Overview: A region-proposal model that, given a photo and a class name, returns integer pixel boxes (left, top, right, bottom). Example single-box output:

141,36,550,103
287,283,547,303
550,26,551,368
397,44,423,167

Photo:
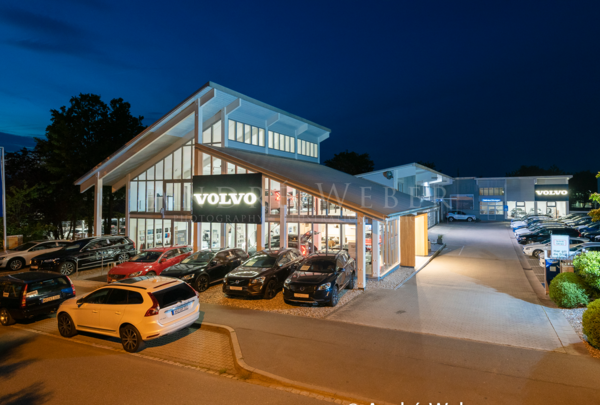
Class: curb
394,244,446,290
201,322,396,405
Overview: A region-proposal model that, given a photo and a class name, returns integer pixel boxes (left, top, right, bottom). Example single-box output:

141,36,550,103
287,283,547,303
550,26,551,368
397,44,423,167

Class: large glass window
229,119,264,146
450,194,474,210
268,131,297,154
203,121,222,147
479,187,504,196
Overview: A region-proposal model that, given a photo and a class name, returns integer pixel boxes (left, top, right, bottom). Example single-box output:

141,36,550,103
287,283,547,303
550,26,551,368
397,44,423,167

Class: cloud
0,131,38,152
0,7,86,38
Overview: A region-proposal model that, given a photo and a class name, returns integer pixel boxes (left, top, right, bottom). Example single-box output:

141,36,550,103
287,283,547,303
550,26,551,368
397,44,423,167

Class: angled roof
199,145,435,221
74,82,330,189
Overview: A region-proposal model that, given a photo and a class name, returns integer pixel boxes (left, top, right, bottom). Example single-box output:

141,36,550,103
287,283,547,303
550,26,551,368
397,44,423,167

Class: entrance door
488,205,496,221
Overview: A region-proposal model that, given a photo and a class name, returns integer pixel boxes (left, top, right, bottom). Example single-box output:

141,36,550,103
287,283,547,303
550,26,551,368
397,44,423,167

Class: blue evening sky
0,0,598,177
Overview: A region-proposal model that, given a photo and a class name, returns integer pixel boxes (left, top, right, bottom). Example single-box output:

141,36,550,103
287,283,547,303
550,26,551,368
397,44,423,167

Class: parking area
327,222,581,352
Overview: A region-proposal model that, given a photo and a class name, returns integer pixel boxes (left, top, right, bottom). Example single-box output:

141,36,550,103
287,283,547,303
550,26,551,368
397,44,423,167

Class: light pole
1,147,6,251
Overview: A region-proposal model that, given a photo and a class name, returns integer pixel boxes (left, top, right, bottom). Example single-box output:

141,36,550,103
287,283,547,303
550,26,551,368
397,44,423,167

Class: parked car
223,248,303,299
30,236,136,276
517,228,580,244
0,240,71,271
514,222,564,235
522,237,589,258
0,272,76,326
511,215,551,228
57,276,199,352
283,250,356,307
446,211,476,222
106,246,192,283
161,248,248,292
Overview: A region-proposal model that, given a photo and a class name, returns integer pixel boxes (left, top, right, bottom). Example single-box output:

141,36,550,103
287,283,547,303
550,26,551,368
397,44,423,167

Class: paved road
0,327,329,405
328,222,573,351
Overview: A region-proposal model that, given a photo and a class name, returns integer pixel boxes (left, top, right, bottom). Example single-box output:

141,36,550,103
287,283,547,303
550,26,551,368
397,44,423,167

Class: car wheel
0,308,15,326
120,325,144,353
533,250,542,258
116,253,129,264
346,272,355,289
195,274,210,292
7,258,24,271
467,217,473,222
263,279,278,300
328,286,339,307
448,217,455,222
59,261,76,276
147,271,156,277
57,313,77,337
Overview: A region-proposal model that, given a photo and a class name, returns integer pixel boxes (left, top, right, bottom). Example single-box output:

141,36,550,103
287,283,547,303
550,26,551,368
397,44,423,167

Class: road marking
458,246,465,255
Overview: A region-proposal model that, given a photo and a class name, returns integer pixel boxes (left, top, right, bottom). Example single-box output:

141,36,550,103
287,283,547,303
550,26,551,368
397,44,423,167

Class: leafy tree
324,150,374,175
569,170,598,209
506,165,565,177
417,161,436,171
589,172,600,222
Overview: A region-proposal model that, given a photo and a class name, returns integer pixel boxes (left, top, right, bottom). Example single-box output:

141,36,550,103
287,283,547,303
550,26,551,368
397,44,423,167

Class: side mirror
77,299,84,307
210,260,218,266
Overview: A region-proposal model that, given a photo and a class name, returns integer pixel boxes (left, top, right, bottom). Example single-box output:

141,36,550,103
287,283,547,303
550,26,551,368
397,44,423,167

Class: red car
107,246,193,283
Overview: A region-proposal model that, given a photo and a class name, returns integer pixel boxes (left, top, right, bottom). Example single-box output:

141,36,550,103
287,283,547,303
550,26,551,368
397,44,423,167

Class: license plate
42,295,60,303
31,266,38,270
229,286,242,291
171,303,190,316
294,293,309,298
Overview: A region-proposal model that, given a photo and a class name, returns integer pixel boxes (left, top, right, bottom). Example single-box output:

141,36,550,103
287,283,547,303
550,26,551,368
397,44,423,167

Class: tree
569,170,598,208
32,94,146,238
417,161,436,171
324,150,374,175
506,165,565,177
589,172,600,222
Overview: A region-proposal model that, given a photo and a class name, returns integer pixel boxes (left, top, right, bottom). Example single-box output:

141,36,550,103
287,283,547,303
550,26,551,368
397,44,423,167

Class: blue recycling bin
544,258,560,292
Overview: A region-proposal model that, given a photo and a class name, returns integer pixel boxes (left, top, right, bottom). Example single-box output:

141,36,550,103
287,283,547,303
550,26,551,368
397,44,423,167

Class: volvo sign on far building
192,173,262,224
534,184,569,201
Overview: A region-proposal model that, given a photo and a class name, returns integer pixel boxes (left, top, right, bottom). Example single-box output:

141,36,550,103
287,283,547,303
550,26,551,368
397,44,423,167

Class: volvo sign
192,173,262,224
534,185,569,202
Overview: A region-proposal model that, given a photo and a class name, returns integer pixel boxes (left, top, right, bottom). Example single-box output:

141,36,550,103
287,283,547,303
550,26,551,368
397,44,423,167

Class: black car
270,231,318,255
517,227,580,244
161,248,249,292
283,250,356,307
0,272,76,326
30,236,136,276
223,248,303,299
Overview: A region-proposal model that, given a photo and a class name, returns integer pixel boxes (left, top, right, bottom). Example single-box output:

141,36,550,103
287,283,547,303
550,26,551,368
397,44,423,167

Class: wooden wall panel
415,214,429,256
400,216,416,267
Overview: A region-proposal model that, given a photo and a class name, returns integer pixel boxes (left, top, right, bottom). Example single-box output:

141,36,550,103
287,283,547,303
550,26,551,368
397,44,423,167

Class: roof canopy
200,145,435,221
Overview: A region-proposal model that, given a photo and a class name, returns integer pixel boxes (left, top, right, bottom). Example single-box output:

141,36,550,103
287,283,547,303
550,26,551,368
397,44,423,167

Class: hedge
573,251,600,290
583,299,600,349
548,272,597,308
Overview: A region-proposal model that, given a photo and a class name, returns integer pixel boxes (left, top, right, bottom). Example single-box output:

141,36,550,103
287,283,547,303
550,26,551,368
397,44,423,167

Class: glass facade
228,119,265,147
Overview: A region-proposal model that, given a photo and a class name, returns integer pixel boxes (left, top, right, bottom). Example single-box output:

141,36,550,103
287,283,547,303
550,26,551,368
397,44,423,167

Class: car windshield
129,251,162,262
182,251,214,264
12,242,38,251
298,259,336,273
242,254,276,268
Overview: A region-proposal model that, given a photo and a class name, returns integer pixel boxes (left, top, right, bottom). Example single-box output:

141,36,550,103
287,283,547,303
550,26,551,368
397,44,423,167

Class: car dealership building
75,82,435,287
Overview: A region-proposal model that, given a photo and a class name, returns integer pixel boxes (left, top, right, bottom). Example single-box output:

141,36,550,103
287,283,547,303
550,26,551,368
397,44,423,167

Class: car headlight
284,278,291,285
250,277,265,284
43,259,56,263
317,282,331,291
129,271,143,277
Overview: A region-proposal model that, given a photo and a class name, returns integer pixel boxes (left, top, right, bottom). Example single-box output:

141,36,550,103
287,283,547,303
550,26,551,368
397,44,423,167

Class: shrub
583,299,600,349
573,251,600,290
549,272,597,308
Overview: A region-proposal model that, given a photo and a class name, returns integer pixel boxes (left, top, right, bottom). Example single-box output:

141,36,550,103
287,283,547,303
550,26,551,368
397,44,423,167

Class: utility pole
1,147,6,251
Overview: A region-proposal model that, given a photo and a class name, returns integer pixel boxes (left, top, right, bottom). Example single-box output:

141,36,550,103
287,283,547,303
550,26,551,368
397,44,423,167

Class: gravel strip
366,267,415,290
198,283,363,319
560,307,600,358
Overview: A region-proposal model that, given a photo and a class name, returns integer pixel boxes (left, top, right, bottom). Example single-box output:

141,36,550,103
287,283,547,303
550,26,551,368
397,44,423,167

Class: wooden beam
400,216,416,267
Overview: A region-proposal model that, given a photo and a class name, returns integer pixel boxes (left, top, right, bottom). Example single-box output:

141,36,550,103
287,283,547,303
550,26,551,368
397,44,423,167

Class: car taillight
21,284,28,308
66,276,76,295
145,292,160,317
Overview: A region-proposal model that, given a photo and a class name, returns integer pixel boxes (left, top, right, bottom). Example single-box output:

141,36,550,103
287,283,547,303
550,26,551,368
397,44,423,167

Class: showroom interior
75,82,436,288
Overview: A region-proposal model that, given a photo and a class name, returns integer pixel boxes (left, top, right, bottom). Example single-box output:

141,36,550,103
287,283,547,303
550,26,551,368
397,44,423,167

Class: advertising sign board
192,173,262,224
550,234,570,259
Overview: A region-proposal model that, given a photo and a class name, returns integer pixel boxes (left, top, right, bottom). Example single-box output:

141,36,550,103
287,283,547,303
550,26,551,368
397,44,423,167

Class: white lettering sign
194,193,258,206
535,190,568,196
551,234,570,259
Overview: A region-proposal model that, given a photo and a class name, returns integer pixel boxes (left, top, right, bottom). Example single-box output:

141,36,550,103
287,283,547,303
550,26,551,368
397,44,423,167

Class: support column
371,219,380,278
258,175,266,251
356,214,366,289
280,184,287,249
400,215,416,267
125,174,130,237
193,148,201,252
195,100,203,144
94,173,103,236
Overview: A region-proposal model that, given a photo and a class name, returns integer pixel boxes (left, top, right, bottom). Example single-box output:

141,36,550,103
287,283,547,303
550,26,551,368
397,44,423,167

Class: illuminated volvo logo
194,192,258,205
535,190,568,196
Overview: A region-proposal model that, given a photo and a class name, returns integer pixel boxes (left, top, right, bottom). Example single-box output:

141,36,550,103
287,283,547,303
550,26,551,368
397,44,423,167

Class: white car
57,276,199,352
523,237,589,258
446,211,476,222
0,240,71,271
